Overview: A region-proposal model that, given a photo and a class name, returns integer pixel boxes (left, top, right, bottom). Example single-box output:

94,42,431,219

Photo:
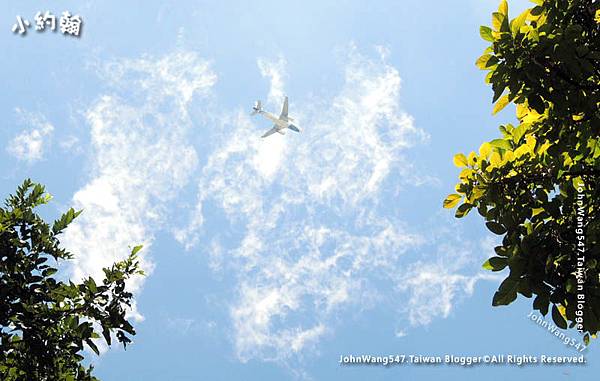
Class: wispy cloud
56,45,494,365
398,244,499,326
257,55,287,106
62,51,217,321
177,45,483,364
6,108,54,163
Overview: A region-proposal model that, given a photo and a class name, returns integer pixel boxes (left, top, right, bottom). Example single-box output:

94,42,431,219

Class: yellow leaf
472,186,485,200
485,71,493,84
572,113,584,121
558,304,567,318
443,194,462,209
516,103,527,120
476,54,492,70
468,151,477,166
595,9,600,24
511,9,529,36
503,150,515,163
514,145,530,158
459,168,474,181
532,208,544,217
525,134,537,153
492,12,505,31
493,94,510,115
498,0,508,16
512,123,528,143
520,101,544,123
537,141,551,155
453,153,468,168
479,142,491,158
490,151,502,166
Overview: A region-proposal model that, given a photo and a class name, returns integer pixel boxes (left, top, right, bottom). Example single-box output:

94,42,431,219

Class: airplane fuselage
257,110,290,130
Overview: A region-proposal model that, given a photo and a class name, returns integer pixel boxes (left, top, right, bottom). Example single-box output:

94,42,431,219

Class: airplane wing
261,125,279,138
279,96,288,121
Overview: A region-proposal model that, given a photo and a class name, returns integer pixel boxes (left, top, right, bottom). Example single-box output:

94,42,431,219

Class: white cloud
165,316,216,336
399,262,496,326
178,45,482,363
59,135,82,153
55,45,495,365
257,55,287,106
62,51,217,322
7,108,54,163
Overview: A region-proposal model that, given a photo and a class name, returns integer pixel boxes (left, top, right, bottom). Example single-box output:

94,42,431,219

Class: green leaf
42,268,58,277
86,339,100,355
131,245,143,256
482,256,508,271
492,11,509,33
455,203,473,218
533,294,550,315
527,93,545,114
486,221,507,235
480,26,494,42
517,280,532,298
492,278,519,306
492,12,504,31
512,123,528,143
102,327,112,346
489,138,512,150
551,305,567,329
475,54,499,70
52,208,83,234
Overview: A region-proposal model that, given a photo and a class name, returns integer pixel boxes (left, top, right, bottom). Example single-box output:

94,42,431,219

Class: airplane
251,96,301,138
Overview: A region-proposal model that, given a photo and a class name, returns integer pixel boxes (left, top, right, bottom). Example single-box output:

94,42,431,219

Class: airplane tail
250,100,262,116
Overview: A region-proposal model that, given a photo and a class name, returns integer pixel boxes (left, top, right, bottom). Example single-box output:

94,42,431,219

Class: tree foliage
0,180,144,380
445,0,600,342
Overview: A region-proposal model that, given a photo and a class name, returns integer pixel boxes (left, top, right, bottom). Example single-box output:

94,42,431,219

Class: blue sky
1,0,597,380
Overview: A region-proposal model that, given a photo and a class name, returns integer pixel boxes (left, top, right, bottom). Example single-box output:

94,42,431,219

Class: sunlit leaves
455,203,473,218
492,94,510,115
492,12,505,31
453,153,468,167
498,0,508,16
512,123,528,143
479,142,491,158
447,0,600,340
443,194,462,209
476,54,499,70
489,138,512,150
480,26,494,42
510,9,529,36
482,256,508,271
